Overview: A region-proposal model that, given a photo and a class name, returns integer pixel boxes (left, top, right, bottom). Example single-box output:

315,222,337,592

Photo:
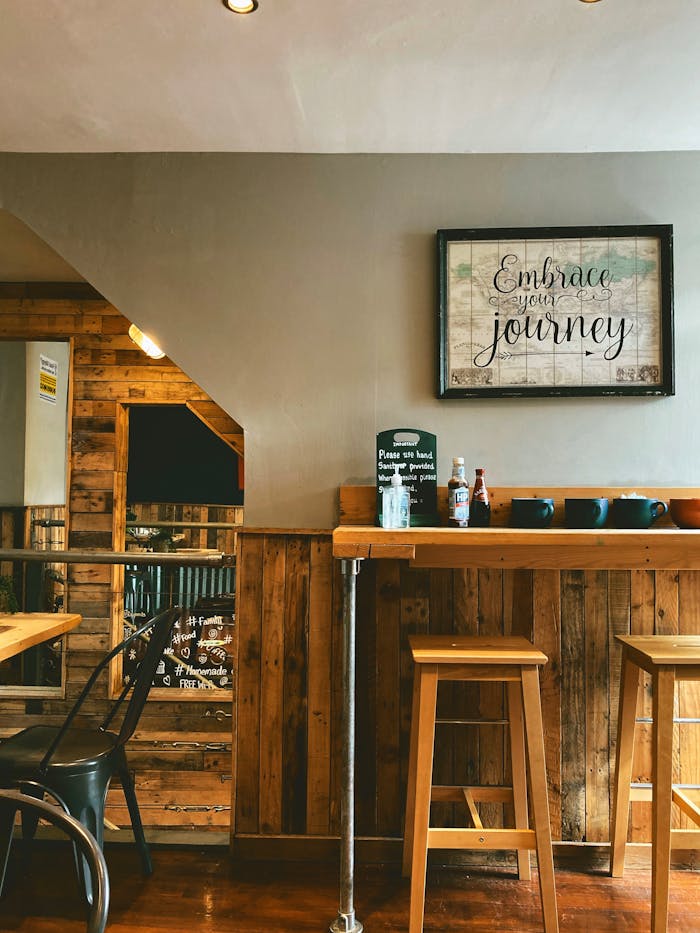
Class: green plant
0,575,19,613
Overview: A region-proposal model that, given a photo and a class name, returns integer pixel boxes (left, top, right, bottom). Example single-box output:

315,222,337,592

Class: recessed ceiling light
223,0,258,12
579,0,602,3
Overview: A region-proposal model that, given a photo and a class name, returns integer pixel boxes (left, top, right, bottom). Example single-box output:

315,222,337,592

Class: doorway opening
113,402,242,698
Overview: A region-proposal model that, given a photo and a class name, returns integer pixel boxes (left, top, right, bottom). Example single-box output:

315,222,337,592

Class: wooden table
329,526,700,933
0,613,82,664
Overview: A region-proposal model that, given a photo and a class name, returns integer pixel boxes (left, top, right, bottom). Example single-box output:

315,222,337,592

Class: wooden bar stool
610,635,700,932
402,635,559,933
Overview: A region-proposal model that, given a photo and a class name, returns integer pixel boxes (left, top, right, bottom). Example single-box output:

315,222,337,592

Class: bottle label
449,487,469,523
398,491,410,528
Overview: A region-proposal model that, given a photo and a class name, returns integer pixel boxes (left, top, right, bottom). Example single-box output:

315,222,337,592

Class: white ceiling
1,0,699,154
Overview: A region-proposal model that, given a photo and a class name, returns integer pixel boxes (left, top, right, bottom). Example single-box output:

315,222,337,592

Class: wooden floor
2,844,700,931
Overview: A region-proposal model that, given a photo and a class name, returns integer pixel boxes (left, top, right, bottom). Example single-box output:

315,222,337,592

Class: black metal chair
0,788,109,933
0,607,180,901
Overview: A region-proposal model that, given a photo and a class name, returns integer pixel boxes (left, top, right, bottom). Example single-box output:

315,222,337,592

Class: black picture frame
437,224,674,399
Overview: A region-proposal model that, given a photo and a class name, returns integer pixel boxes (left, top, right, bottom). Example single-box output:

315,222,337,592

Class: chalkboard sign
123,600,235,691
376,428,438,527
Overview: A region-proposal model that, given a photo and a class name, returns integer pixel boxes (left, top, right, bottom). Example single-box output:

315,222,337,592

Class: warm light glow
128,324,166,359
223,0,258,13
579,0,602,3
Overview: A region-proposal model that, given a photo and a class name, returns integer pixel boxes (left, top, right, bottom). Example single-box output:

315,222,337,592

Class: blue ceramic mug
510,498,555,529
564,497,609,529
611,497,668,529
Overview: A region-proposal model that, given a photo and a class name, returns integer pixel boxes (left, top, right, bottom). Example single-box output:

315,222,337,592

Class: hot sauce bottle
447,457,469,528
470,467,491,527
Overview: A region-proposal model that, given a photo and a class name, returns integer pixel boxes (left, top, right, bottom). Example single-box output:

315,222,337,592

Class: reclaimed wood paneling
478,568,505,829
0,508,22,579
259,536,285,835
231,494,700,855
534,569,562,835
0,294,237,836
375,559,401,835
306,537,333,834
585,570,610,842
679,572,700,835
234,533,263,835
128,502,242,554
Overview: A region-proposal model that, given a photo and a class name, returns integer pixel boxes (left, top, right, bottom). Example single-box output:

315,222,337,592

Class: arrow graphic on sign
499,350,595,360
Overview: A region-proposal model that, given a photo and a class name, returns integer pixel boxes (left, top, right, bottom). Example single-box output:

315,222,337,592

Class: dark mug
611,497,668,529
510,497,555,529
565,497,609,529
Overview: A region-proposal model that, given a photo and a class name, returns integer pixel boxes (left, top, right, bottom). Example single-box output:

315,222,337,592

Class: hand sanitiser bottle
381,466,411,529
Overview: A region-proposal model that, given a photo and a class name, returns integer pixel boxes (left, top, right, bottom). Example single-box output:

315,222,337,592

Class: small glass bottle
447,457,469,528
470,467,491,527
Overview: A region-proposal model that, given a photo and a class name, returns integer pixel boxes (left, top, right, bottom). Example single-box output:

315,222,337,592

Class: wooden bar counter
333,525,700,570
324,489,700,930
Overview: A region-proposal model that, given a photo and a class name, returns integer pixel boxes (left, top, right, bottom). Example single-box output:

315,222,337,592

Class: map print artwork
439,227,673,398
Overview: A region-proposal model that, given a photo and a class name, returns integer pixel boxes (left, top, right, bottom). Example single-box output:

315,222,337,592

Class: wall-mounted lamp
223,0,258,13
128,324,166,360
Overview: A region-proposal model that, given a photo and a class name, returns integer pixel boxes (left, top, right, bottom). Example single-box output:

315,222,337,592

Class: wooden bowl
669,498,700,529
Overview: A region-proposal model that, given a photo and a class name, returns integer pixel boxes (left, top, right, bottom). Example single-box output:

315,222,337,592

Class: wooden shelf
332,526,700,570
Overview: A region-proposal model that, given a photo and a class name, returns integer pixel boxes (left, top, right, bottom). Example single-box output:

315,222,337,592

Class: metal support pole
330,558,363,933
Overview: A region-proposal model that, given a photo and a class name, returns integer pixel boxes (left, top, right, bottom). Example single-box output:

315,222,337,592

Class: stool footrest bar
435,718,509,726
431,785,514,804
427,827,536,851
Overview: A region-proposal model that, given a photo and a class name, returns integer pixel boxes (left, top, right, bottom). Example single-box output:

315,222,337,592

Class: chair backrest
0,790,110,933
111,607,181,746
39,607,181,773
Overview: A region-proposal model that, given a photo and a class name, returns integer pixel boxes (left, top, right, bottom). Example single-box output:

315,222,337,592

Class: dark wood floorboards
1,844,700,931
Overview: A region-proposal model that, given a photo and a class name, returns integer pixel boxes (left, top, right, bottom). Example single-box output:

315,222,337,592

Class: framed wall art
437,224,674,399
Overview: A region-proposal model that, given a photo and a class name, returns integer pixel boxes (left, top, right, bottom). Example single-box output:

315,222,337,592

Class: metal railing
0,548,237,696
0,549,234,567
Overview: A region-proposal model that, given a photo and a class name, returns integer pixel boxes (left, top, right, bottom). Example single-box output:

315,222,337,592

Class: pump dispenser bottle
381,466,411,529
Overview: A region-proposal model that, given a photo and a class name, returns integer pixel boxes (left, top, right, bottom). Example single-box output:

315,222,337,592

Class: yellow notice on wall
39,354,58,404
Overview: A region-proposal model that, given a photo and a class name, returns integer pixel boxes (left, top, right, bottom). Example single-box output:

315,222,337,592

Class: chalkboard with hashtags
123,603,235,691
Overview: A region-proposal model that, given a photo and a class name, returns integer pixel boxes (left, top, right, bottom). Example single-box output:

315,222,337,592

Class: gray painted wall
0,342,25,506
0,153,698,527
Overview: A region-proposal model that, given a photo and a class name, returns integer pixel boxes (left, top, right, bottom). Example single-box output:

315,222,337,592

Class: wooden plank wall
234,527,700,853
0,508,22,578
235,531,341,841
130,502,242,553
0,292,237,839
